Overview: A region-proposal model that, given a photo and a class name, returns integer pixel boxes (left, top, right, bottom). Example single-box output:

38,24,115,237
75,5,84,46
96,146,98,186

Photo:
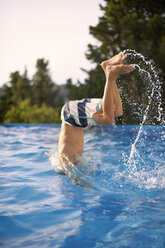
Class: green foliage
32,59,55,107
4,99,61,124
82,0,165,124
0,59,63,123
0,69,31,122
65,78,87,100
1,0,164,124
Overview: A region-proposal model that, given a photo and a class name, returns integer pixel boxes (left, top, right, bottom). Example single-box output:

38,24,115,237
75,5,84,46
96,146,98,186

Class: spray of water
123,49,164,124
121,49,165,188
49,151,95,188
50,50,164,190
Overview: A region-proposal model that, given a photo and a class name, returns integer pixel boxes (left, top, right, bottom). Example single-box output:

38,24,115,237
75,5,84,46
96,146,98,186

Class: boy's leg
100,64,135,124
58,122,84,165
101,53,126,118
113,81,123,117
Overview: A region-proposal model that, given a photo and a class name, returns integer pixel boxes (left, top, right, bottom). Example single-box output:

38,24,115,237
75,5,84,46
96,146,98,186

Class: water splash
121,49,165,188
49,50,164,190
49,152,95,188
123,49,164,125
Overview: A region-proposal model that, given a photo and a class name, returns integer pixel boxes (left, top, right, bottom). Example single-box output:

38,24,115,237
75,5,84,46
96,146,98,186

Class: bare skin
58,53,135,169
58,122,84,166
101,53,127,117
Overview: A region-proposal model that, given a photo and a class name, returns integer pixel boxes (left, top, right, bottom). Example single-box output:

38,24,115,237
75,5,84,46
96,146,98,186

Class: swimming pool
0,124,165,247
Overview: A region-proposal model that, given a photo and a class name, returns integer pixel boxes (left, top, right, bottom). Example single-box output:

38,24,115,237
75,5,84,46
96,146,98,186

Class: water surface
0,124,165,247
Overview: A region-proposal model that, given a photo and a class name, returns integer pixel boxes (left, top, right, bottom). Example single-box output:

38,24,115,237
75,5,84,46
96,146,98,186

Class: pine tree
84,0,165,124
65,78,87,100
0,70,31,122
32,59,54,106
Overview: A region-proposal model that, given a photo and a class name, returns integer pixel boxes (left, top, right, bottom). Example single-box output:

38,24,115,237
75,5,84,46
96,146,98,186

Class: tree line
0,0,164,124
0,59,63,123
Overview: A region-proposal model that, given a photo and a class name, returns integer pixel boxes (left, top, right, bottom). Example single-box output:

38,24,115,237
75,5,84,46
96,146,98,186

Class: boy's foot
101,53,126,72
106,64,135,80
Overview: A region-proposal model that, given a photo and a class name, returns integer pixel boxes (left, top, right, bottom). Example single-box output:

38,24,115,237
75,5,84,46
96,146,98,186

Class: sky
0,0,104,86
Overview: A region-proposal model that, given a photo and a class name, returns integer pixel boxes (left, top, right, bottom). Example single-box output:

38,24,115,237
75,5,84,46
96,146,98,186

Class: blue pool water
0,124,165,247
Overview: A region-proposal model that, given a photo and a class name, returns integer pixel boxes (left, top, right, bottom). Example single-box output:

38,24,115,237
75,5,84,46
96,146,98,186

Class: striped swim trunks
61,98,102,128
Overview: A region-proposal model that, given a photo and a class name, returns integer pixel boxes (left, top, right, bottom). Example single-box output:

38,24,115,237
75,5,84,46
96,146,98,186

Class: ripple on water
0,122,165,247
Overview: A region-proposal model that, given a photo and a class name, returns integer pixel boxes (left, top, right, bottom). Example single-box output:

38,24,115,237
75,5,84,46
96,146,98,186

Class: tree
65,78,87,100
4,99,61,124
0,58,64,123
84,0,165,124
0,70,31,122
32,59,55,106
